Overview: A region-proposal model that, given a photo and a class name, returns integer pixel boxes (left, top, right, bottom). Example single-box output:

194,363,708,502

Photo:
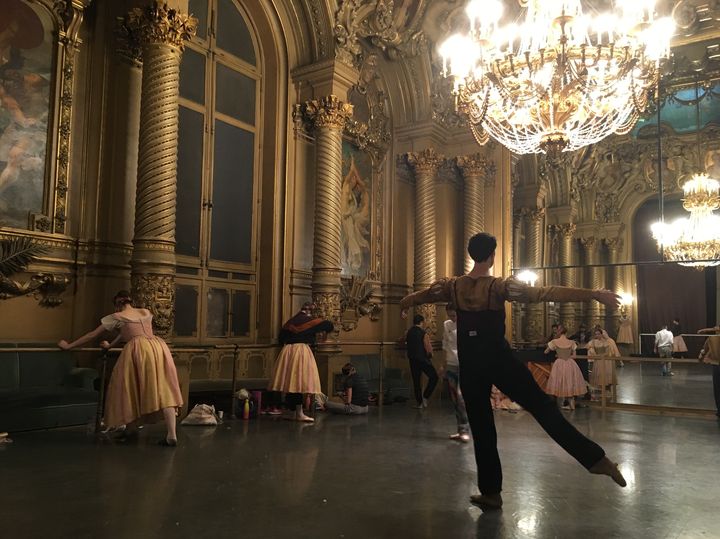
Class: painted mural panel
0,0,52,229
341,141,372,276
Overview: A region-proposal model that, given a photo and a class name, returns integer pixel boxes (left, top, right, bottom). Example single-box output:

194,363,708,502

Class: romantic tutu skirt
268,343,322,394
104,336,183,428
545,358,587,397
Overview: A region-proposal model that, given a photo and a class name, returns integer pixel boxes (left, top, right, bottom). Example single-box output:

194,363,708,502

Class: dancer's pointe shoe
470,493,503,510
449,433,470,442
589,456,627,487
295,414,314,423
158,437,177,447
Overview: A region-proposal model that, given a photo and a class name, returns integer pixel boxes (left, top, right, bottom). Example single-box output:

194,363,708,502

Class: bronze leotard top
399,275,597,312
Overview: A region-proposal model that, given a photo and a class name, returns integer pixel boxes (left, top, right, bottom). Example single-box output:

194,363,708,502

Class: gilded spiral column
124,3,196,337
407,148,443,334
606,237,623,334
558,223,577,333
457,154,488,273
303,96,353,324
512,210,524,342
581,237,603,328
525,209,545,343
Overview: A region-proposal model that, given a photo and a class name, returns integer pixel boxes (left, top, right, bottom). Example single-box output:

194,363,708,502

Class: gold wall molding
304,95,354,129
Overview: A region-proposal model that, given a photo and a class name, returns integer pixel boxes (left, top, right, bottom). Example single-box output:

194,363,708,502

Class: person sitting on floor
324,363,369,415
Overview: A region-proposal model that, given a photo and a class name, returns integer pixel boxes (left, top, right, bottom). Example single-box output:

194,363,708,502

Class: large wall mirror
509,70,720,414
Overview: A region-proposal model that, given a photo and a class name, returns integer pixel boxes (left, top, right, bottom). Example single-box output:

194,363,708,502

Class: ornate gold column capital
579,236,598,251
527,208,546,223
558,223,577,239
122,2,197,52
456,153,488,178
605,237,623,254
406,148,444,174
304,95,354,130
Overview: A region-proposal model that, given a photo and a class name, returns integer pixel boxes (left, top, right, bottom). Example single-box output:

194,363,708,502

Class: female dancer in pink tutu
545,327,587,410
58,291,183,446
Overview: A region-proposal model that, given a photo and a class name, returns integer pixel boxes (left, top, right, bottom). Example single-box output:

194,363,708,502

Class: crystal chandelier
650,80,720,268
439,0,673,156
651,174,720,267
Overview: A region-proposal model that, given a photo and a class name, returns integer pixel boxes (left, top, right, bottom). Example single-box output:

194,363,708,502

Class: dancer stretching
59,291,183,446
400,233,626,510
268,302,333,422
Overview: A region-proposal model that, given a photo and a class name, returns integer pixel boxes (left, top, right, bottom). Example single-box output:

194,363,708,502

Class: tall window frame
173,0,262,343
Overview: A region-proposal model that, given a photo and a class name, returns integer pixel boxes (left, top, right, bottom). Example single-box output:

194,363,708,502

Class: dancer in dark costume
400,233,626,510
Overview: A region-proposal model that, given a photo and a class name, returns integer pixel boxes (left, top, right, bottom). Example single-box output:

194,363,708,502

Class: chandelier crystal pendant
439,0,674,156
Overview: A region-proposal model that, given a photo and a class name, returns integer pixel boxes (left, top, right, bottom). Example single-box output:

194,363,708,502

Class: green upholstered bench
0,344,99,432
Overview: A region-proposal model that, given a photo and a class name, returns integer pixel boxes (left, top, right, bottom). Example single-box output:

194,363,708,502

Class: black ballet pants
409,359,439,404
459,336,605,495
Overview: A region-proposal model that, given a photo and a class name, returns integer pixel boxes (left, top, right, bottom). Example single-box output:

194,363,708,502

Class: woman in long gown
545,328,587,410
588,328,620,396
58,290,183,446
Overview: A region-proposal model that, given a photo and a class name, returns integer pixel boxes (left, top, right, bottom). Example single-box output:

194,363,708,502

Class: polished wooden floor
2,403,719,538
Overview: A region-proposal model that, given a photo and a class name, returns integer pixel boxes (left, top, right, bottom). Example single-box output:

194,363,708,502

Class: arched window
174,0,260,342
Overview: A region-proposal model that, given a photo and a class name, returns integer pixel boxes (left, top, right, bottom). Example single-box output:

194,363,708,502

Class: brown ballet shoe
589,456,627,487
470,493,503,510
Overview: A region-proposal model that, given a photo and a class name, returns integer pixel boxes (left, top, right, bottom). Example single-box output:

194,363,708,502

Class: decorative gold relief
417,303,436,337
313,291,341,326
131,273,175,338
0,236,69,306
407,148,443,174
339,276,381,331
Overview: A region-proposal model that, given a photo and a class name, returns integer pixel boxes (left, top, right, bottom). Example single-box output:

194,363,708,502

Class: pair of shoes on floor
158,438,177,447
470,493,503,510
589,456,627,487
449,433,470,443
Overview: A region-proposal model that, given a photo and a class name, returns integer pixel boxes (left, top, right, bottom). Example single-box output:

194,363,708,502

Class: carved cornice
406,148,444,174
121,2,197,52
304,95,354,130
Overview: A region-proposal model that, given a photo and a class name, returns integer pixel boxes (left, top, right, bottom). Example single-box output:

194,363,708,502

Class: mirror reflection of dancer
441,308,469,441
268,302,333,423
400,233,626,510
58,291,183,446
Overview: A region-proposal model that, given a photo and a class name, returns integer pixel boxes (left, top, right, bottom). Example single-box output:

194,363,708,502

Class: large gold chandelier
651,174,720,267
439,0,673,155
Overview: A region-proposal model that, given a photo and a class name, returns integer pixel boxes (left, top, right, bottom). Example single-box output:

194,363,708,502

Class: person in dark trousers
400,232,626,511
405,314,439,409
325,363,369,415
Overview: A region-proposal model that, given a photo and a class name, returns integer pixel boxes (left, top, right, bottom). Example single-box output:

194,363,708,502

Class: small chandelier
439,0,673,156
651,173,720,268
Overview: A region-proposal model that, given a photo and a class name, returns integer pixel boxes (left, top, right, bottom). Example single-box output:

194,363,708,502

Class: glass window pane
216,0,256,65
189,0,208,39
175,285,198,337
210,120,254,264
176,106,204,257
215,64,255,125
206,288,228,337
231,290,251,336
180,48,205,104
